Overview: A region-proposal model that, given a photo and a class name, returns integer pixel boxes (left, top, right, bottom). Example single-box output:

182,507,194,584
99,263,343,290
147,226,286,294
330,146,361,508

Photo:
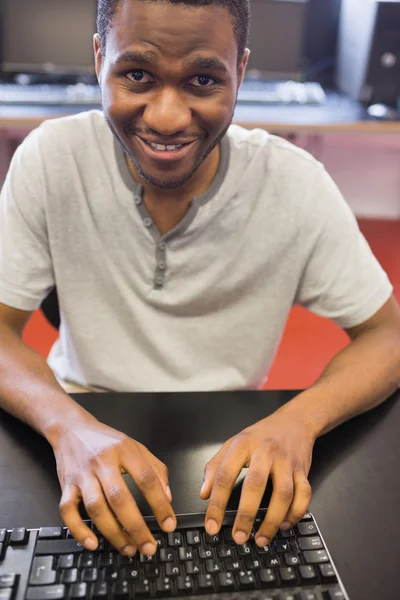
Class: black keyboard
0,509,349,600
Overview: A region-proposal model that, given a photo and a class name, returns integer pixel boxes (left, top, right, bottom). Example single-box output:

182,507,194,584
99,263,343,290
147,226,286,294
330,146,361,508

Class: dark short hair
97,0,251,70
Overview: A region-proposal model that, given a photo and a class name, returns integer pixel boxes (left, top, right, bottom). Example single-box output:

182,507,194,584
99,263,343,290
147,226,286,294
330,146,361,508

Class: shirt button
158,262,166,271
156,276,164,286
134,196,142,205
159,242,166,251
144,217,153,228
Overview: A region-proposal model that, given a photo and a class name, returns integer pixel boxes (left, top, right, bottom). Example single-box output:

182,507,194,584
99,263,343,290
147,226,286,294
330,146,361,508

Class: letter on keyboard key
26,585,66,600
304,549,329,563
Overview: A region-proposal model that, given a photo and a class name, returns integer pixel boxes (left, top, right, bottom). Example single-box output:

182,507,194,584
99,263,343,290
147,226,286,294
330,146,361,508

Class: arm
201,296,400,548
0,302,176,555
277,294,400,438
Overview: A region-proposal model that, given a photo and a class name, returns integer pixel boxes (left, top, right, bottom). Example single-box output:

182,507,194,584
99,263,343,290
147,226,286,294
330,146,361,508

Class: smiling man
0,0,400,562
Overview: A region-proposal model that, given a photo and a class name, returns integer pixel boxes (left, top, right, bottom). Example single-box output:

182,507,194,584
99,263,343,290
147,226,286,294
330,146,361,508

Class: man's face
95,0,249,191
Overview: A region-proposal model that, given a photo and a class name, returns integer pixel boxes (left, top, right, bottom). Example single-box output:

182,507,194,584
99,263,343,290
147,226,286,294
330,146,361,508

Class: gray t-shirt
0,110,393,391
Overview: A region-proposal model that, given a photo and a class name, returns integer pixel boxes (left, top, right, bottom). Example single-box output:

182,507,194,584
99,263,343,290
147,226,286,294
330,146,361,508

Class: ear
93,33,103,85
237,48,250,88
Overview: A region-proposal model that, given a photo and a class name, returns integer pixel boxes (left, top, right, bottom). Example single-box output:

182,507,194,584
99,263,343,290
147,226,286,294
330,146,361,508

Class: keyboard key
78,553,96,568
284,552,301,566
217,544,233,558
135,581,152,597
0,576,16,589
198,545,213,559
140,553,155,564
320,563,337,582
244,556,261,570
301,512,313,521
70,583,87,599
280,527,296,539
278,593,296,600
223,527,234,541
177,575,194,592
81,568,98,583
265,556,281,568
279,566,297,584
99,552,115,567
113,582,129,600
10,528,29,545
225,558,241,571
38,527,63,540
60,569,78,584
259,568,276,586
165,563,181,576
205,559,221,573
0,590,12,600
298,536,323,551
297,521,318,536
299,565,318,582
237,543,253,556
160,549,174,562
144,565,160,579
155,577,172,596
26,585,66,600
304,549,329,564
238,570,256,589
185,562,201,575
0,543,5,562
123,567,139,580
103,567,119,583
326,587,345,599
205,533,221,545
167,532,183,547
29,557,56,586
35,539,83,555
274,540,291,553
0,531,6,543
57,554,74,569
92,582,108,599
178,547,195,561
217,572,235,589
256,543,272,554
186,530,201,545
198,574,214,591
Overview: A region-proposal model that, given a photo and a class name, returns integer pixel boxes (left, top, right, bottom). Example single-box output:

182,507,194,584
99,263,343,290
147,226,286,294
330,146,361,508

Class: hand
200,407,315,547
52,416,176,556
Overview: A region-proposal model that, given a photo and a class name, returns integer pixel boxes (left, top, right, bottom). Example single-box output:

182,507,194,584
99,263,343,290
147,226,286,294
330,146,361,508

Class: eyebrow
114,50,229,74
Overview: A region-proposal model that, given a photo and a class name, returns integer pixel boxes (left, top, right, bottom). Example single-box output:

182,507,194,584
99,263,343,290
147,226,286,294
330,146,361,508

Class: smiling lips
135,135,198,162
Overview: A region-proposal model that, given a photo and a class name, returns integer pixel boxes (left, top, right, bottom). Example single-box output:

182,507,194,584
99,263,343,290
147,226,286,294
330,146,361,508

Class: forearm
278,325,400,439
0,324,96,445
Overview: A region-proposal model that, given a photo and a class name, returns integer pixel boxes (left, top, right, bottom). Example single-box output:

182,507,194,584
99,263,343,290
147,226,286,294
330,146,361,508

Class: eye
126,70,151,83
191,75,218,87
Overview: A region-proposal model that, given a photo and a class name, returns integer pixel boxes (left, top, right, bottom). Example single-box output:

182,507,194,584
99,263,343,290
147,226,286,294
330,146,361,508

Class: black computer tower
336,0,400,105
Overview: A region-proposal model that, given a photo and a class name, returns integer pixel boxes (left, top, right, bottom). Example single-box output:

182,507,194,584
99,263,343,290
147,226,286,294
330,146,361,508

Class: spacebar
35,539,84,555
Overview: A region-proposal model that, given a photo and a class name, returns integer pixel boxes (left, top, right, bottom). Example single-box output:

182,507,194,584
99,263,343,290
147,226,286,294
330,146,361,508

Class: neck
127,144,221,236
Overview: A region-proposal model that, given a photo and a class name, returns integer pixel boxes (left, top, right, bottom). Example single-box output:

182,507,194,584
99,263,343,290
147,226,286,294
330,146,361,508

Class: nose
143,87,192,135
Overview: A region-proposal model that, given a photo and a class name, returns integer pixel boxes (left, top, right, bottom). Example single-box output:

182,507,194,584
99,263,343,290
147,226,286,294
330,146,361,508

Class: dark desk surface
0,390,399,599
0,92,399,134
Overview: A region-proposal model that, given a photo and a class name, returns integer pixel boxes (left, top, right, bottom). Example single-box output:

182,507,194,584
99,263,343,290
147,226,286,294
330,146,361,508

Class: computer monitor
246,0,310,80
0,0,97,75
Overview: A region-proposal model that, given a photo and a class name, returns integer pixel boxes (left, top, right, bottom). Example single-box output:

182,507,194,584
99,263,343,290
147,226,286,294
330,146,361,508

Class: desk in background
0,390,399,600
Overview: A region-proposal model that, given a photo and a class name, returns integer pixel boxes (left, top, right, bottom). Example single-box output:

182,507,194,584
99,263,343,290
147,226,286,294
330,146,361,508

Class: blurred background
0,0,399,389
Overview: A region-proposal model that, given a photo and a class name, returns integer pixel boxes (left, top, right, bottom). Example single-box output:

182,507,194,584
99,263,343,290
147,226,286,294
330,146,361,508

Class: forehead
106,0,237,67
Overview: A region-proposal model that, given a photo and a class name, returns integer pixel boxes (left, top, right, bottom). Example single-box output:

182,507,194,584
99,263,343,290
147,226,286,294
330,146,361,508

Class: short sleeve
0,128,55,311
295,164,393,329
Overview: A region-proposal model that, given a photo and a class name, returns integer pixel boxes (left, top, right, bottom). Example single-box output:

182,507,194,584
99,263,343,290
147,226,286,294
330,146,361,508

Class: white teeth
149,142,183,151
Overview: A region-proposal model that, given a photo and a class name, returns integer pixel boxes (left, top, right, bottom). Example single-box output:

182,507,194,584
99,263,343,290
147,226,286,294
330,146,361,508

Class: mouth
135,136,198,163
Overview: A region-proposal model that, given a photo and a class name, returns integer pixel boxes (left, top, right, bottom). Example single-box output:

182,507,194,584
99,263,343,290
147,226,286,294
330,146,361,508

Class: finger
255,463,294,548
59,484,99,552
81,478,137,556
98,467,158,556
205,442,247,536
232,452,272,545
281,471,312,529
136,443,172,501
121,443,177,533
200,441,231,500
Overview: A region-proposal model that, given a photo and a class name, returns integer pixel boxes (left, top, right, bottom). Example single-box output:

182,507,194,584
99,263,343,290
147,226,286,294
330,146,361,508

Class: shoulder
226,123,322,180
32,109,110,150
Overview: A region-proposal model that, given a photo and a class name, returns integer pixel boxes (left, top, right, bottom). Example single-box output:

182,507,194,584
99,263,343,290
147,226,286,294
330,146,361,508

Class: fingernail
122,544,136,556
200,481,207,495
163,517,176,532
256,536,269,548
280,521,292,530
166,485,173,501
83,537,98,551
141,542,156,556
234,530,247,545
206,519,218,534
